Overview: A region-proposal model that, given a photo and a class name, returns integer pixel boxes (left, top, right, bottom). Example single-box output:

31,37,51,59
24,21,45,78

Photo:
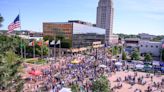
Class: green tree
122,51,127,60
0,14,3,27
0,50,24,91
118,46,122,54
144,53,153,62
151,36,164,42
0,35,23,55
56,35,72,48
61,39,72,48
43,35,54,41
91,76,110,92
131,49,140,60
26,42,48,58
112,46,118,56
71,83,80,92
56,35,65,41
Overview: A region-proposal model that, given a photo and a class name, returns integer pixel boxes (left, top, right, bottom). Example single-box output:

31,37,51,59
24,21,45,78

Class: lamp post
52,28,59,63
52,28,64,63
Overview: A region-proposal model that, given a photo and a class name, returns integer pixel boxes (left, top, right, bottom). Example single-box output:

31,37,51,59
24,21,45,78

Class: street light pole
53,30,56,63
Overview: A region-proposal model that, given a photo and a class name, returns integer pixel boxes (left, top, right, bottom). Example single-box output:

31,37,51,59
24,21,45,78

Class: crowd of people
22,48,164,92
109,71,164,92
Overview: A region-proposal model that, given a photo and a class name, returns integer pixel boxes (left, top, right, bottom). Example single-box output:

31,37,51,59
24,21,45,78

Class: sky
0,0,164,35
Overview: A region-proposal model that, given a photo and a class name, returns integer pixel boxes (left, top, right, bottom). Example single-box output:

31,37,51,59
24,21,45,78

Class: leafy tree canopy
0,50,24,91
0,14,3,27
91,76,110,92
144,53,153,62
131,49,140,60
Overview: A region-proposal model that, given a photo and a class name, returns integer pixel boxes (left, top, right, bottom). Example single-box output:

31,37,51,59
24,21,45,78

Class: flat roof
125,38,140,41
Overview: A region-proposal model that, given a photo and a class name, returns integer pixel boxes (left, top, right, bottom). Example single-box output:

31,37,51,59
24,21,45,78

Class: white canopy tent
135,64,144,69
59,88,72,92
99,64,107,68
115,62,123,66
132,60,144,64
152,61,160,66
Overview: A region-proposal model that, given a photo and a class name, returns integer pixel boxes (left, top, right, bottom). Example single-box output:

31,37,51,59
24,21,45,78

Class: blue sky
0,0,164,35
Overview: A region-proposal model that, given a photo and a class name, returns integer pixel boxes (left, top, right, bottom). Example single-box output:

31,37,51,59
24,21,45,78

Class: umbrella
115,62,122,66
59,88,72,92
161,67,164,71
71,59,80,64
99,64,107,68
29,70,42,76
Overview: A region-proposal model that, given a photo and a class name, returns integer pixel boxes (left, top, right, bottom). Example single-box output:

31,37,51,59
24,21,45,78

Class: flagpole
33,40,35,58
19,9,23,58
24,43,26,59
24,32,29,59
59,40,61,58
48,42,50,61
54,36,56,63
41,40,43,59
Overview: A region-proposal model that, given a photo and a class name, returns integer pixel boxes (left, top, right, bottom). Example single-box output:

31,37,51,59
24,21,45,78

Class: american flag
8,15,20,33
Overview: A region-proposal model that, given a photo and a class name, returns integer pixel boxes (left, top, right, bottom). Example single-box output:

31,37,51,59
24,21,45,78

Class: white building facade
139,41,162,57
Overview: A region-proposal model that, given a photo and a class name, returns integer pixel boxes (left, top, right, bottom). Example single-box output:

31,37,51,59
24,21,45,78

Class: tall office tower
96,0,114,45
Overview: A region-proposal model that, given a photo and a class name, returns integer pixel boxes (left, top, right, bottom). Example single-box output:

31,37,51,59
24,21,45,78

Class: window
151,45,153,48
146,45,148,47
140,45,143,47
156,46,158,48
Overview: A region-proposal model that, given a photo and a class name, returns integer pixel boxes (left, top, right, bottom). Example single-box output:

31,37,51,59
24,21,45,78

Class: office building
96,0,115,45
43,20,106,48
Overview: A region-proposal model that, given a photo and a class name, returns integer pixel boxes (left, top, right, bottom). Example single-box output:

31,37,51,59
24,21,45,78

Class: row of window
140,45,159,48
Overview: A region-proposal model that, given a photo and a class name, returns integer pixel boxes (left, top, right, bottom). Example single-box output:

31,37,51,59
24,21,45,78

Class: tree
44,35,72,48
0,14,3,27
43,35,54,41
61,39,72,48
0,35,22,55
71,83,80,92
151,36,164,42
131,49,140,60
0,50,24,91
144,53,153,62
91,76,110,92
26,42,48,58
122,51,127,60
118,46,123,54
112,46,118,56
